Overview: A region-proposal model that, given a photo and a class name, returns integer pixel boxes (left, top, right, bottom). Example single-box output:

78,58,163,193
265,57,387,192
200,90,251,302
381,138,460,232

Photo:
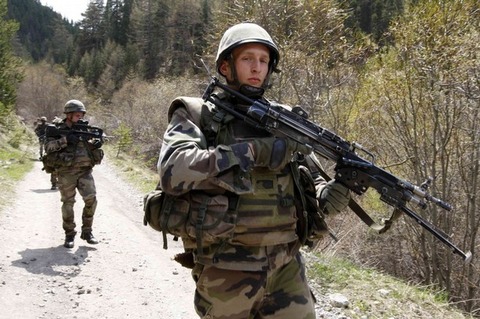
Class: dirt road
0,159,196,319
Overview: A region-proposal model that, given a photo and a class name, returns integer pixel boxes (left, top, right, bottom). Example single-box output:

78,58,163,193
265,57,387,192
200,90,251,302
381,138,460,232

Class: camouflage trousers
57,167,97,236
50,170,58,187
39,139,44,158
192,252,316,319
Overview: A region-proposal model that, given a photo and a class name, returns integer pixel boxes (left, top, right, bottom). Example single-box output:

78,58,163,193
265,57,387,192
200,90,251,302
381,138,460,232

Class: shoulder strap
168,96,205,125
168,95,235,147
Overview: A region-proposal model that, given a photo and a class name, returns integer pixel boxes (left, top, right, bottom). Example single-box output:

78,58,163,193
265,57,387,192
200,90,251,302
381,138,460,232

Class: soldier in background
34,116,48,160
157,23,351,318
48,166,58,190
44,100,104,248
48,116,63,190
35,116,58,190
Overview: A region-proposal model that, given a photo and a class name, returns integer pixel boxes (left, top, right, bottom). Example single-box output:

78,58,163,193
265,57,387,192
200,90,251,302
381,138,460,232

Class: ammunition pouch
41,153,55,173
143,189,237,252
41,151,74,172
186,192,237,252
143,189,190,248
91,148,104,165
293,163,329,247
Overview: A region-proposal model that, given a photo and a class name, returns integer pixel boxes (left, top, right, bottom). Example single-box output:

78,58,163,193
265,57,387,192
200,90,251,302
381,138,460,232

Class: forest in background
1,0,479,315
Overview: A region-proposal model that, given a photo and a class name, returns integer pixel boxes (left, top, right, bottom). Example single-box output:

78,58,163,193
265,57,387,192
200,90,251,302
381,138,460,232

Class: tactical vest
168,95,298,248
43,123,96,170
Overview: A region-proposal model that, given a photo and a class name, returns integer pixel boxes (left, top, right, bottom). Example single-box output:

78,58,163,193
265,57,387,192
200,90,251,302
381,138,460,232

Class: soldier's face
68,112,84,123
220,43,270,88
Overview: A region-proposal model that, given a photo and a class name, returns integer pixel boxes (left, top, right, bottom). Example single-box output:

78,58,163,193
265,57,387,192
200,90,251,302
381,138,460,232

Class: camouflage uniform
192,253,315,319
45,120,98,237
49,170,58,190
44,100,103,247
159,94,325,318
56,167,96,235
157,23,350,319
48,117,63,190
35,117,58,189
34,117,48,158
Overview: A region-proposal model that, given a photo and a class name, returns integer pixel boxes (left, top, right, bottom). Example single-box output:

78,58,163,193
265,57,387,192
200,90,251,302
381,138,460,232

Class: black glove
319,180,351,215
91,139,103,149
66,133,79,145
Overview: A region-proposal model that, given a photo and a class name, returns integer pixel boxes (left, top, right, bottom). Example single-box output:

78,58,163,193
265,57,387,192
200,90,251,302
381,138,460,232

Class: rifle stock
202,77,472,263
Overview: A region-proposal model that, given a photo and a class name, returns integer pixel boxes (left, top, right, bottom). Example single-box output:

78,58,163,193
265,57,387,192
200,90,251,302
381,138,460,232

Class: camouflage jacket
158,93,327,271
34,122,48,138
44,121,98,171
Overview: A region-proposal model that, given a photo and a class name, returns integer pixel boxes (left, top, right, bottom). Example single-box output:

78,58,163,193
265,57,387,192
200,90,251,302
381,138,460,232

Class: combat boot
80,231,99,245
64,234,75,248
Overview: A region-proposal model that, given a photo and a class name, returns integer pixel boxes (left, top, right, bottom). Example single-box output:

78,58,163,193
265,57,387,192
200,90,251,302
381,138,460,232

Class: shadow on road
11,245,96,277
30,188,58,194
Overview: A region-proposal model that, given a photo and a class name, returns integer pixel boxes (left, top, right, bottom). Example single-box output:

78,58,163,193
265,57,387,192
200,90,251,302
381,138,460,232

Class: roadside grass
0,117,36,211
307,253,471,318
103,144,158,194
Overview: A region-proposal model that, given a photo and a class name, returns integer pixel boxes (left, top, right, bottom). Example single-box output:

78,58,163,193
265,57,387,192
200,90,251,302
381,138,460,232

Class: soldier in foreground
44,100,104,248
157,23,351,318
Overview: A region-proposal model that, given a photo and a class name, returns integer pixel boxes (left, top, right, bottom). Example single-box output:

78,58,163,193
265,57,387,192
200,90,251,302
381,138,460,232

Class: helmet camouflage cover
64,100,86,114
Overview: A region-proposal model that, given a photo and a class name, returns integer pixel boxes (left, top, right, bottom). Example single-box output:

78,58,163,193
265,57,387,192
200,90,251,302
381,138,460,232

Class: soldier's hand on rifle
91,139,103,149
319,180,351,215
251,137,312,170
66,133,79,145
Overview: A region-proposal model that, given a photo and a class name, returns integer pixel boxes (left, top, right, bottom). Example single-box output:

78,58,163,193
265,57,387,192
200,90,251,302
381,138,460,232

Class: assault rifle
202,77,472,263
45,122,104,142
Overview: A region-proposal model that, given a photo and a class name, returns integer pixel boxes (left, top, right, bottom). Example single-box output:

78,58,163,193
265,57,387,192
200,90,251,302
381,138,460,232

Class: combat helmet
64,100,86,114
40,116,47,122
216,22,280,85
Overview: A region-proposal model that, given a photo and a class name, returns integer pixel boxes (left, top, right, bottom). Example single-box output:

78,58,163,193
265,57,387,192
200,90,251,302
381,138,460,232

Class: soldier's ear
219,60,230,78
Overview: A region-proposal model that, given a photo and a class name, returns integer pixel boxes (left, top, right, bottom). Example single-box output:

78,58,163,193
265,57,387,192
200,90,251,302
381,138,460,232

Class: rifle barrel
400,205,472,262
